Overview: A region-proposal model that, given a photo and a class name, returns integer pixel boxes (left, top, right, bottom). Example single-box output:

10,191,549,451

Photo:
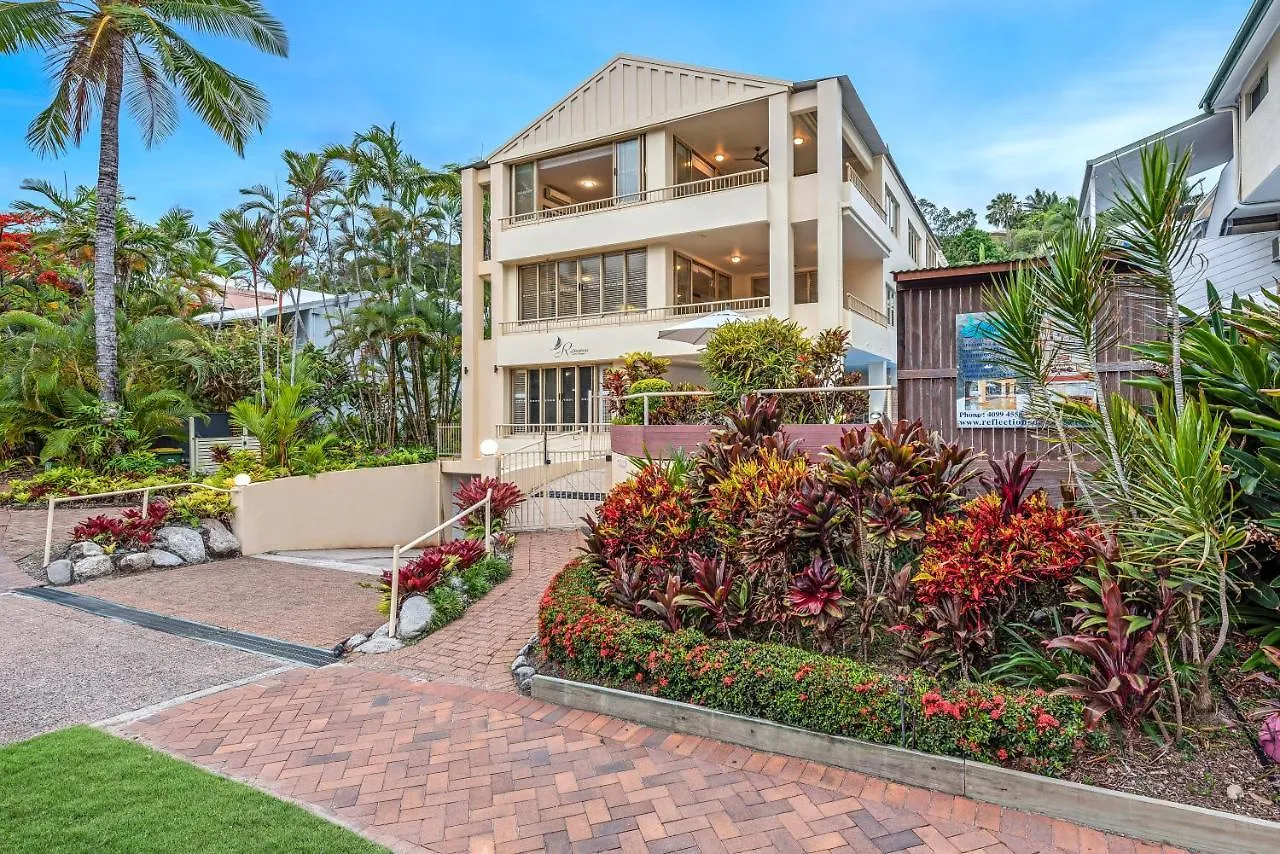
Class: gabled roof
1201,0,1276,110
488,54,791,164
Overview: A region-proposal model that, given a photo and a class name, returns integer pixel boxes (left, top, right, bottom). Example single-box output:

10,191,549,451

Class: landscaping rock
155,527,206,564
200,519,240,557
397,596,435,639
45,559,73,586
1227,784,1244,801
72,555,114,581
66,542,104,562
117,552,154,573
147,549,183,568
344,634,368,651
356,637,403,654
371,623,390,640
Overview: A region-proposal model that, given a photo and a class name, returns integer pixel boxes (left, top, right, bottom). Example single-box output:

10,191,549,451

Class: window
926,243,937,268
510,366,605,428
885,188,901,236
794,269,818,305
884,282,897,326
674,138,717,186
908,224,921,262
674,253,731,305
482,278,492,340
1247,67,1269,117
750,275,770,299
512,162,536,216
516,250,647,321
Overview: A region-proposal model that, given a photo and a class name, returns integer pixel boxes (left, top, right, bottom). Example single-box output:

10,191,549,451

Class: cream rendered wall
1239,30,1280,204
232,463,442,554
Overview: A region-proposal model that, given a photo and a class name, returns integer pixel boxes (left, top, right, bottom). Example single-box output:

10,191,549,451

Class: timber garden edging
531,674,1279,854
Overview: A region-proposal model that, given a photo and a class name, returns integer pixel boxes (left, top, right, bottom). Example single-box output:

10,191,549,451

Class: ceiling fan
735,146,768,167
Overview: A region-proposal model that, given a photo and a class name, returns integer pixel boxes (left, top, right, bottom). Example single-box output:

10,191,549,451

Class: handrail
498,168,768,228
500,295,770,335
43,481,234,567
387,489,491,638
845,292,891,326
848,171,888,222
619,385,896,425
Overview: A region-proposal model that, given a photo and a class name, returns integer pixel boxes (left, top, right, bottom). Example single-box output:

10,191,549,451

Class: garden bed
538,560,1280,823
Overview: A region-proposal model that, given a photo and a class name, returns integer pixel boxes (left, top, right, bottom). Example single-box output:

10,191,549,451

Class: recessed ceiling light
713,153,726,163
730,254,742,264
793,136,805,146
579,179,598,188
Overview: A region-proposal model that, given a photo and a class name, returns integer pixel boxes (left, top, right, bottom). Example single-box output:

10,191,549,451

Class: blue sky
0,0,1253,225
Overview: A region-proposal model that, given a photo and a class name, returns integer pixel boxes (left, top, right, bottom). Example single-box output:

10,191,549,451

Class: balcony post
816,79,843,322
767,92,793,318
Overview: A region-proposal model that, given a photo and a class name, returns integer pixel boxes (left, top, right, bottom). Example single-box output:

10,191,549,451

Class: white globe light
232,473,252,487
479,438,499,457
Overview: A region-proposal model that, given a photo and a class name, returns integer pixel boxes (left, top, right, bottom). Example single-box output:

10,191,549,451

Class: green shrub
474,554,512,587
702,317,808,407
539,560,1097,775
103,450,167,477
428,586,466,630
0,466,185,506
460,566,493,600
617,378,673,425
169,491,234,526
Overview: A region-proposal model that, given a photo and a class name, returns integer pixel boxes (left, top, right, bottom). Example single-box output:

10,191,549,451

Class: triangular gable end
489,55,791,164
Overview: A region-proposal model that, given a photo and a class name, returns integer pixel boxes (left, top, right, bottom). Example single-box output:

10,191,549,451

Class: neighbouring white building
458,55,942,461
1081,0,1280,310
194,282,367,351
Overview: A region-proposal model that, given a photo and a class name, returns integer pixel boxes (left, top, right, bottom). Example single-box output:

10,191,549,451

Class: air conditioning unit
1272,235,1279,262
543,185,574,207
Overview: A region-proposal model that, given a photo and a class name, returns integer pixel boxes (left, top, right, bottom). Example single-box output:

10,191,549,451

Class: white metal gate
499,446,610,532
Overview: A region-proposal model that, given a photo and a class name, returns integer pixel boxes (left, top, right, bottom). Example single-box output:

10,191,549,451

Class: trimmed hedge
539,560,1098,775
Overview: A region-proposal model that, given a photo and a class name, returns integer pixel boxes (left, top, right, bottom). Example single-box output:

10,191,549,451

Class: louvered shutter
518,265,538,321
602,252,625,313
510,369,527,425
538,262,556,319
579,256,602,316
625,249,647,309
557,260,578,317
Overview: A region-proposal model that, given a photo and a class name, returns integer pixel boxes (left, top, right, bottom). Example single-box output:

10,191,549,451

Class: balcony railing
499,295,770,334
845,292,891,326
498,168,768,228
844,164,888,223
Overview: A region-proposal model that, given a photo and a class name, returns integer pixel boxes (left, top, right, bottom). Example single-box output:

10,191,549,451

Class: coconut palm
985,192,1021,230
211,208,275,400
0,0,288,404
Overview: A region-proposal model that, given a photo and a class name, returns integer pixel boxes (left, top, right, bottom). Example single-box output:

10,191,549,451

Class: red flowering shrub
914,493,1091,613
539,560,1094,773
453,476,524,526
381,537,487,598
583,464,710,583
71,501,171,551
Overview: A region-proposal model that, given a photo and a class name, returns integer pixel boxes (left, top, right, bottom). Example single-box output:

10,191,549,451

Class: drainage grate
17,587,340,667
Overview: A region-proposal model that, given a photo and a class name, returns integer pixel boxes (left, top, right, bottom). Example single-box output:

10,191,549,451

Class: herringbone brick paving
124,666,1187,854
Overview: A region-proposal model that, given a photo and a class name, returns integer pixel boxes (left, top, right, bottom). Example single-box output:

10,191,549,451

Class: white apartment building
458,55,941,461
1082,0,1280,310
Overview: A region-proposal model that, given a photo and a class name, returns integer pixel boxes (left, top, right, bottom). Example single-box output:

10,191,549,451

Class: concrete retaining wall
532,675,1279,854
231,463,443,553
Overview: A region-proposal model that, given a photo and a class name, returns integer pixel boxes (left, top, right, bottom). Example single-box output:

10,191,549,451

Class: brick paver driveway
77,557,382,648
0,506,81,588
356,532,579,690
125,666,1179,854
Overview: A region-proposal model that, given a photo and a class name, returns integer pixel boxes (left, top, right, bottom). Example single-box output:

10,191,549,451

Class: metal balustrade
845,292,891,326
499,295,770,334
497,168,768,228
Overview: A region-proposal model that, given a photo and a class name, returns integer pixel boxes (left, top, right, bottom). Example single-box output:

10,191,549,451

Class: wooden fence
893,261,1163,492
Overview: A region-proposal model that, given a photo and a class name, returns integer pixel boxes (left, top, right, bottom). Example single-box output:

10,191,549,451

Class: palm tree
212,209,275,400
985,192,1021,230
0,0,288,405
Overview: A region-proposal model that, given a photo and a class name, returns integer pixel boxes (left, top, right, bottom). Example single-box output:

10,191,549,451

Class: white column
816,79,843,322
645,128,671,193
767,92,794,317
647,244,670,311
460,167,483,461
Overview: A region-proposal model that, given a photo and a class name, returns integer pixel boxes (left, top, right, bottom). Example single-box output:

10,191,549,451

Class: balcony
845,163,887,223
497,168,768,229
499,295,769,334
845,292,890,326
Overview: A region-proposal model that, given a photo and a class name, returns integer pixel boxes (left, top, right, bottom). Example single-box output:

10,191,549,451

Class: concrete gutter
532,674,1279,854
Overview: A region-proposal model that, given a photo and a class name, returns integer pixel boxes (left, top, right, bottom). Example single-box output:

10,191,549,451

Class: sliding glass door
511,366,605,430
615,138,642,202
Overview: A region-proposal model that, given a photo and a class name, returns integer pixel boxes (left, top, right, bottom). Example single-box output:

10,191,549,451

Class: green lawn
0,727,387,854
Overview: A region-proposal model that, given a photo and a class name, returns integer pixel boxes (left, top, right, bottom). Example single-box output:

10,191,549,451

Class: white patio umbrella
656,310,746,347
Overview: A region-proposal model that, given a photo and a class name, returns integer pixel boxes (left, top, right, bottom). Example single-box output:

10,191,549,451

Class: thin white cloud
920,25,1231,214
